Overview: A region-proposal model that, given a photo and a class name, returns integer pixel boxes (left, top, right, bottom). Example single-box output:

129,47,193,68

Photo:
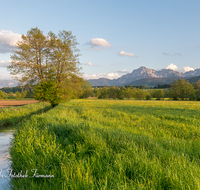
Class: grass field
10,100,200,189
0,101,51,127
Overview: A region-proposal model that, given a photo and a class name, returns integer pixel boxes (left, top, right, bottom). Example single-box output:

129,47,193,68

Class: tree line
0,89,32,100
1,78,200,101
80,79,200,101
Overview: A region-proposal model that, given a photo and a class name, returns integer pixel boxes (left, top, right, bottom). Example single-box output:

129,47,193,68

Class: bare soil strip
0,100,39,108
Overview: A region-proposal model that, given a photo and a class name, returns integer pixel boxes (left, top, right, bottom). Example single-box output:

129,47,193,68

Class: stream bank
0,125,15,190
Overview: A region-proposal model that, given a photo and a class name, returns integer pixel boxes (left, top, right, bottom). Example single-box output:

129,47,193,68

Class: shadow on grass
0,104,52,128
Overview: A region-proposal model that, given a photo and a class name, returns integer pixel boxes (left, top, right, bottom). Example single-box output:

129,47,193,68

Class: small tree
21,90,27,99
80,81,93,99
146,94,151,100
99,87,108,99
135,88,145,100
168,79,179,100
168,79,195,100
108,86,118,99
196,79,200,100
26,89,34,98
132,88,137,99
0,90,7,99
184,80,195,100
116,89,124,100
124,87,133,100
154,90,163,100
15,91,21,99
93,87,100,98
8,92,15,99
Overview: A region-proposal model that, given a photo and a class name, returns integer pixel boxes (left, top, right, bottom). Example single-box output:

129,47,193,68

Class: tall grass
10,100,200,189
0,102,51,126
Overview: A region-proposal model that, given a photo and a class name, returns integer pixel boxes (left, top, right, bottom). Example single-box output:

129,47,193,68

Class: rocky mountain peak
88,66,200,86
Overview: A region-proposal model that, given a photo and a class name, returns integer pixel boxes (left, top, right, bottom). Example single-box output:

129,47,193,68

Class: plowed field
0,100,39,108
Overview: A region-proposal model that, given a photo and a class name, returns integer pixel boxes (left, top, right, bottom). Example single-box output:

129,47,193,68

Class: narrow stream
0,126,15,190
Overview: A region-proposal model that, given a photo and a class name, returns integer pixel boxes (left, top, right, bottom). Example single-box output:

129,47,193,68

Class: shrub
146,95,151,100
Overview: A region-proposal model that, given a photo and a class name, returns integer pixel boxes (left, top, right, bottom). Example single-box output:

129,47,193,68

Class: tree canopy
168,79,195,100
8,27,84,106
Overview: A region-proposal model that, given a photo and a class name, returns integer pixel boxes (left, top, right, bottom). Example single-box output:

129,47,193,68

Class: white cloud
82,62,92,66
117,69,130,74
165,63,178,70
0,30,21,53
183,66,195,72
81,62,99,67
89,38,111,48
165,64,195,73
0,60,11,67
82,72,120,80
118,51,138,58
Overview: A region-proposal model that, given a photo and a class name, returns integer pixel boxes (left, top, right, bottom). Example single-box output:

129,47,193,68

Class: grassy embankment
0,102,51,127
10,100,200,189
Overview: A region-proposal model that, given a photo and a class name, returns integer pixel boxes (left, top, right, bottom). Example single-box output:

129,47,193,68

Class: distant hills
0,79,18,88
187,76,200,84
88,66,200,86
126,77,181,87
1,66,200,89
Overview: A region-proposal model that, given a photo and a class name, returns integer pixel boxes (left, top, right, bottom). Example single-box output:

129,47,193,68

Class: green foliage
146,94,151,100
21,90,28,98
34,81,62,107
80,81,93,99
0,85,34,97
15,91,21,99
107,86,125,99
8,92,15,99
26,89,34,98
169,79,195,100
93,87,100,97
116,89,124,99
0,90,7,99
154,89,163,100
108,86,118,99
99,86,109,99
135,88,145,99
124,87,133,99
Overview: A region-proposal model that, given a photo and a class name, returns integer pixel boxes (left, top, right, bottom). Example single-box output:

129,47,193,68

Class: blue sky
0,0,200,79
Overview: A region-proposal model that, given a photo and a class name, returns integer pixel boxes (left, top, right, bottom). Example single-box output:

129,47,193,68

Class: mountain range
1,66,200,89
88,66,200,86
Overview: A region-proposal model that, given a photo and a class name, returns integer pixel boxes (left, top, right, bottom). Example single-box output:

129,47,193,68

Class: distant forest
0,84,34,98
1,79,200,101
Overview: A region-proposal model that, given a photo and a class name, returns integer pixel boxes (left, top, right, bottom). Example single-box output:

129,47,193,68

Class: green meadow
0,102,51,127
10,100,200,189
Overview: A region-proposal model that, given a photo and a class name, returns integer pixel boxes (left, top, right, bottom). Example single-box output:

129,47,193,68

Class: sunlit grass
0,102,51,126
10,99,200,189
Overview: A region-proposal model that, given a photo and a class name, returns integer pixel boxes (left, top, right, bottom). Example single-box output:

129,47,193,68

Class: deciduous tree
0,90,7,99
15,91,21,99
124,87,133,100
8,27,84,106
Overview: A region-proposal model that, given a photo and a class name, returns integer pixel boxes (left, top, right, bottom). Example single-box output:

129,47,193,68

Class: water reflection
0,126,15,190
